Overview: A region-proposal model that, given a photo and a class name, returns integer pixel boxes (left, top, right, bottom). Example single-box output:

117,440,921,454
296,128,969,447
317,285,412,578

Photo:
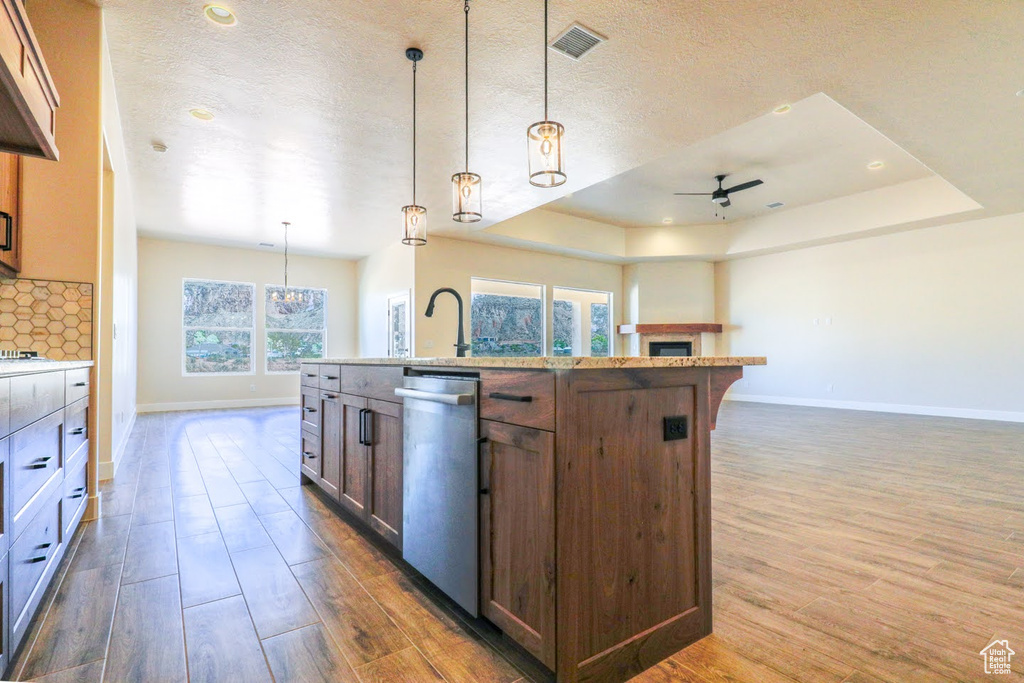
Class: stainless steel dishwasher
395,371,480,616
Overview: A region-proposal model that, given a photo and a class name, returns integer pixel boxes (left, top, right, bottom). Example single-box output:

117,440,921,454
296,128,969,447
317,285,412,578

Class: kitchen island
298,355,764,683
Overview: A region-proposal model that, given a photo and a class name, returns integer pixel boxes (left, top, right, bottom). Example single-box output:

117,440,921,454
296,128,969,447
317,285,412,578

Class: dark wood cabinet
479,419,556,669
318,391,341,500
299,430,320,482
0,153,19,276
367,399,402,550
338,394,367,518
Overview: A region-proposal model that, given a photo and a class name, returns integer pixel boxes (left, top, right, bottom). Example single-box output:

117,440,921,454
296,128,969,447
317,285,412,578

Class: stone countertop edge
312,356,766,370
0,359,95,378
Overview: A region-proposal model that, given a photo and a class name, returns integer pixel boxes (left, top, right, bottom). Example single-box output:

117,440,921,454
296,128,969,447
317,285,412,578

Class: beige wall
137,238,358,411
716,212,1024,420
357,241,414,358
413,237,623,357
622,261,716,355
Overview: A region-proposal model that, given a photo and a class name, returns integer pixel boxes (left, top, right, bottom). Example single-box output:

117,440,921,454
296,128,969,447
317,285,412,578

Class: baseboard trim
99,410,137,481
137,397,299,414
725,394,1024,423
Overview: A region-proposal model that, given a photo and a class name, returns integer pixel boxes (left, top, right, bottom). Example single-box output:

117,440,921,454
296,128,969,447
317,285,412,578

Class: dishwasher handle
394,387,476,405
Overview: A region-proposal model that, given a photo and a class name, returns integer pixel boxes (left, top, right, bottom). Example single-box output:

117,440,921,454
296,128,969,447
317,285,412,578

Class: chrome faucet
425,287,470,357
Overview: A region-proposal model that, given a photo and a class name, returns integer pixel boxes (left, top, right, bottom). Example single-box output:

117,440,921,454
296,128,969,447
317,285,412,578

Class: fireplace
649,341,693,357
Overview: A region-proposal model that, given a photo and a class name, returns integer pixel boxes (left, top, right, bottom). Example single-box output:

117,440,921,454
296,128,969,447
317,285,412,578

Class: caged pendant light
402,47,428,246
527,0,566,188
452,0,482,222
273,221,303,303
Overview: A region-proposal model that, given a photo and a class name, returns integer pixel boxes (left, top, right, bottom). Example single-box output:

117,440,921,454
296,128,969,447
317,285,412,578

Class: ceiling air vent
550,23,605,60
766,202,785,209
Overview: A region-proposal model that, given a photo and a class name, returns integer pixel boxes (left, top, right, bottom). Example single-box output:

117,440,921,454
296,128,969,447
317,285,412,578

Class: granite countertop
0,359,94,378
314,356,766,370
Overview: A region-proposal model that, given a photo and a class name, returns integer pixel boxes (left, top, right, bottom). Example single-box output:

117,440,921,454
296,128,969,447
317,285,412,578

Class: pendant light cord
544,0,548,121
464,0,470,172
412,60,418,204
283,221,290,293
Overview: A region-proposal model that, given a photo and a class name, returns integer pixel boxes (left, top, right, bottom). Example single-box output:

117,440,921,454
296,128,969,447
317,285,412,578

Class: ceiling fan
674,174,764,208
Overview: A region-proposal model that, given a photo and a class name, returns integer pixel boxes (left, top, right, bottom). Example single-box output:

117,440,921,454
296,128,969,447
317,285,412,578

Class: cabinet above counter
0,0,60,160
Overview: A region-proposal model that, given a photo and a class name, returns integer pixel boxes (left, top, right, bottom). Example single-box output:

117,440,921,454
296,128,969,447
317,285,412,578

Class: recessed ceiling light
258,242,275,248
766,201,785,209
151,142,168,153
867,161,885,170
204,5,237,26
662,217,673,224
189,108,214,121
773,104,792,114
1017,89,1024,98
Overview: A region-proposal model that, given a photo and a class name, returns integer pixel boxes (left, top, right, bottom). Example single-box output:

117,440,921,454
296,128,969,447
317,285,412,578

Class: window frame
263,285,329,375
552,285,614,358
182,277,257,377
470,277,548,358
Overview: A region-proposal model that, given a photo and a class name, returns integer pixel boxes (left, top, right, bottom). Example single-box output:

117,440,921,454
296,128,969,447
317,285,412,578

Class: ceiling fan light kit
402,47,428,247
452,0,482,223
675,174,764,213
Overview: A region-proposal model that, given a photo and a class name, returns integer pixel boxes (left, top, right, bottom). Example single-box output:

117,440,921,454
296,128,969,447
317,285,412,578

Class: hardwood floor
9,402,1024,682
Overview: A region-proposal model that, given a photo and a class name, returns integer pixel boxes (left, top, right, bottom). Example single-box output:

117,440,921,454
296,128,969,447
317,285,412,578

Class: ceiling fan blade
724,179,763,194
721,198,732,208
673,192,713,196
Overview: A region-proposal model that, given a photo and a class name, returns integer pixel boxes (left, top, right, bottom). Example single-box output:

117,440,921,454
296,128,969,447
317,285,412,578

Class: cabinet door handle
302,450,316,458
320,375,338,380
74,381,89,387
489,392,533,403
358,409,366,445
28,456,53,469
363,409,373,446
0,211,11,252
70,427,86,435
303,407,317,413
322,394,338,401
27,554,48,564
70,486,86,499
302,373,317,378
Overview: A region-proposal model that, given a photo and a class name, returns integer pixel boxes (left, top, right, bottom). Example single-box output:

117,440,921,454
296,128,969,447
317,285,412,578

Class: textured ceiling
544,94,936,228
101,1,1024,259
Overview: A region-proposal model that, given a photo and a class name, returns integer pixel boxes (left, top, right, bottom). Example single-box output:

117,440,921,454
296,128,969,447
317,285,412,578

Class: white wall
357,241,415,358
101,33,138,478
137,238,358,412
716,212,1024,421
414,237,623,357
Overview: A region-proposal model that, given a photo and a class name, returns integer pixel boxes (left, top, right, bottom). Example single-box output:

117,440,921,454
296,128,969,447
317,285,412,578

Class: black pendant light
452,0,482,222
450,1,481,223
402,47,427,246
527,0,566,188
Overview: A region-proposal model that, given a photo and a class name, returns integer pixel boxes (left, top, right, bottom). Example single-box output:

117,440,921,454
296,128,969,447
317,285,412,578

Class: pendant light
527,0,566,188
402,47,427,246
452,0,482,222
272,221,303,303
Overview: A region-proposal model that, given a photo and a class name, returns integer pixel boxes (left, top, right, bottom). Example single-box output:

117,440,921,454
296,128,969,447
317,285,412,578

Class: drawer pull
320,375,338,380
74,381,88,387
489,392,533,403
27,554,48,564
28,456,53,469
302,451,317,459
303,407,317,413
70,427,86,435
323,394,338,401
303,373,317,378
71,485,86,499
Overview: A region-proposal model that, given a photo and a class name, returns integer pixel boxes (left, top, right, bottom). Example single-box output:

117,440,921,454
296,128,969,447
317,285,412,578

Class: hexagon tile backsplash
0,278,93,360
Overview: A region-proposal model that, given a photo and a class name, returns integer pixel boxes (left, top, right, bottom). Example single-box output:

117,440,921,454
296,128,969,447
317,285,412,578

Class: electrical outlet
813,318,820,326
250,384,257,392
825,317,832,326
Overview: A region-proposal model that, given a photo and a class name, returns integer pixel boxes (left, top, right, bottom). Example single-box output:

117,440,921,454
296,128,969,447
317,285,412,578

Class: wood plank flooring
10,402,1024,682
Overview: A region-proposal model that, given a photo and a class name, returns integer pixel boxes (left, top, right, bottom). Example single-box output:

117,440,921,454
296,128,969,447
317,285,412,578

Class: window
470,279,544,357
553,287,612,357
183,279,254,375
265,286,327,373
387,291,412,358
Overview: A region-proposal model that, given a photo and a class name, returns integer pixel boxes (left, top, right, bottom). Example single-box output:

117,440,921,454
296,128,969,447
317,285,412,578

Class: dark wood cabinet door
300,386,320,434
319,391,342,500
339,394,368,519
366,399,402,550
299,430,320,482
479,420,556,669
0,152,19,276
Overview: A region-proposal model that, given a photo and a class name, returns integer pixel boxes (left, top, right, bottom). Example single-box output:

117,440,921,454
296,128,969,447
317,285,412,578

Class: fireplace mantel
617,323,723,335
